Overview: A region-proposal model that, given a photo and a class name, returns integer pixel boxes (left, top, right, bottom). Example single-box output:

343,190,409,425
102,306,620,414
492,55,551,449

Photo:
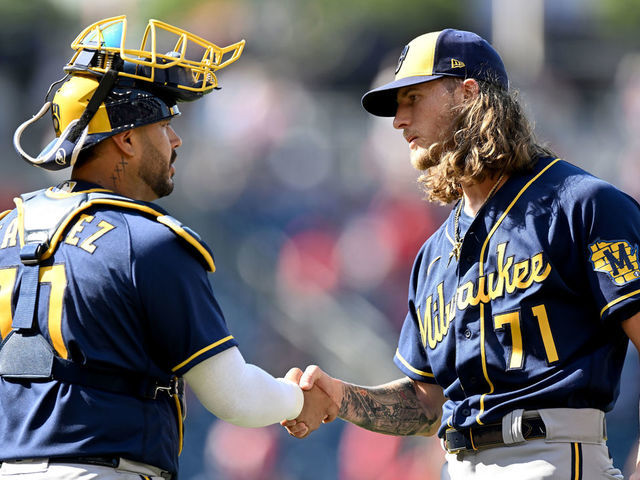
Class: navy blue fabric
394,157,640,437
362,28,508,117
433,29,508,89
9,263,40,329
0,181,238,475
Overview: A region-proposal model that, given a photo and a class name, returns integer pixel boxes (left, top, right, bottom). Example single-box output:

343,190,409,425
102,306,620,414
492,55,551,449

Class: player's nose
393,104,410,130
169,125,182,149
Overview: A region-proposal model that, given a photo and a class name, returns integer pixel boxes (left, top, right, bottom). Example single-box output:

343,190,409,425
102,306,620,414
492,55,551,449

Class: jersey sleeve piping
394,349,435,378
600,288,640,318
0,210,11,221
171,335,235,373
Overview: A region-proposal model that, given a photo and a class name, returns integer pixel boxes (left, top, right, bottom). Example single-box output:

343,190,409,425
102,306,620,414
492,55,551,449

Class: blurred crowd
2,0,640,478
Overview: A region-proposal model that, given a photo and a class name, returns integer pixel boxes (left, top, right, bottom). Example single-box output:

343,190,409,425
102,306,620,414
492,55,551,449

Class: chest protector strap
0,188,211,401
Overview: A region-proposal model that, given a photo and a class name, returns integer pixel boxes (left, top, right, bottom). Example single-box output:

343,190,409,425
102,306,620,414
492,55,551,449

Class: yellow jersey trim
479,158,561,276
475,303,493,425
475,158,561,425
600,288,640,318
16,196,216,272
395,349,435,378
44,187,112,198
426,256,441,276
171,335,235,372
156,215,216,273
173,393,184,455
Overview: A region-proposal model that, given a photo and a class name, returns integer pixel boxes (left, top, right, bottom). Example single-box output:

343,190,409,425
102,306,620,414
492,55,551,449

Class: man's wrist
278,378,304,419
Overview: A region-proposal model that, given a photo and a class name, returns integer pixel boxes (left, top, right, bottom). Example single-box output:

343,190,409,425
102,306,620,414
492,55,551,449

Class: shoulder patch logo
451,58,465,69
589,240,640,285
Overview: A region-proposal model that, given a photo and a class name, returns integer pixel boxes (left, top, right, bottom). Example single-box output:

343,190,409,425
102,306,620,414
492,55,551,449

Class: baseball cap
362,29,508,117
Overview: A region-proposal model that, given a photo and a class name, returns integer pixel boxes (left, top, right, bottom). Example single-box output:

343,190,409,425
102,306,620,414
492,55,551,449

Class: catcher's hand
281,366,340,438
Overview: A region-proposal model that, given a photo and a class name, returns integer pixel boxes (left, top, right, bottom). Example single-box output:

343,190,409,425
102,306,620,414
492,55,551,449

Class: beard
410,103,458,173
410,144,442,171
138,142,176,199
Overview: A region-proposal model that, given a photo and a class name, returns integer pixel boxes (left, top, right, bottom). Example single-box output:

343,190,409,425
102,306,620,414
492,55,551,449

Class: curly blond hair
418,79,555,204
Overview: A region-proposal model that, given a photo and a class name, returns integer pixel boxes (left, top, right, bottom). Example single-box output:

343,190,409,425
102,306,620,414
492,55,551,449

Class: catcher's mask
14,15,245,170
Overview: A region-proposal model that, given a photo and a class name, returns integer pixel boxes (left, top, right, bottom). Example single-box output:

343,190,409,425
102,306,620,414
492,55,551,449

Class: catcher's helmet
14,15,245,170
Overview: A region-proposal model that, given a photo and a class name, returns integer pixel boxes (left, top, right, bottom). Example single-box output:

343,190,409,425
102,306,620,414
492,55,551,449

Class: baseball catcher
0,15,335,479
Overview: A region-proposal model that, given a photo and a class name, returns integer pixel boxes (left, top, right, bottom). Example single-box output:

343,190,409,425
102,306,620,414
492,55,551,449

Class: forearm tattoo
338,377,439,436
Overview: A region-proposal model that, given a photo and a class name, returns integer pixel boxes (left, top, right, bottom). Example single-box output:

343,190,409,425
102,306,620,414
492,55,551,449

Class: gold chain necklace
448,172,505,265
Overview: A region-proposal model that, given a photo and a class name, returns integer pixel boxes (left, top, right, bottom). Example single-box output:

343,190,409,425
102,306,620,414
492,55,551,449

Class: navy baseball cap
362,29,508,117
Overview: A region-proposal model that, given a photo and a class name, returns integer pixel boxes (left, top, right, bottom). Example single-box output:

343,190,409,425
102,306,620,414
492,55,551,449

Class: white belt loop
501,408,525,444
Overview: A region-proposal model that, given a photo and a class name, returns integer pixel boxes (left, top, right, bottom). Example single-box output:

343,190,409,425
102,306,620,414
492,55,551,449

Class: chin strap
13,69,119,171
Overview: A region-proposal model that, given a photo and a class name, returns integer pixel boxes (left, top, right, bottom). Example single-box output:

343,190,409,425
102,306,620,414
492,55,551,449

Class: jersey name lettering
417,282,455,349
418,242,552,349
64,214,116,254
0,218,18,249
457,242,551,310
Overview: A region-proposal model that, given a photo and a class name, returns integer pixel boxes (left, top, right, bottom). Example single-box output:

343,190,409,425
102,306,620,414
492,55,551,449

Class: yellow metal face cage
67,15,245,94
14,15,245,171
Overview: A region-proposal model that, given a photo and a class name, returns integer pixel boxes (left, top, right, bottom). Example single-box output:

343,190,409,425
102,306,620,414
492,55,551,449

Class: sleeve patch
589,240,640,285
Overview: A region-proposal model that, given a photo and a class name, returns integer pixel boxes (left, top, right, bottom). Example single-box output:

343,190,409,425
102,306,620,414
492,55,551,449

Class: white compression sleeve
183,346,304,427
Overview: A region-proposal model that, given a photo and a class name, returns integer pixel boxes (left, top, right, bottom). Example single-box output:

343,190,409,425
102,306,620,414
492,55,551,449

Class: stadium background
1,0,640,478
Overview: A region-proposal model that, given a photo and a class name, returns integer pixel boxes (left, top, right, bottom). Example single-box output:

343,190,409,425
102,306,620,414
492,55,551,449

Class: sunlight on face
135,121,181,199
393,79,460,171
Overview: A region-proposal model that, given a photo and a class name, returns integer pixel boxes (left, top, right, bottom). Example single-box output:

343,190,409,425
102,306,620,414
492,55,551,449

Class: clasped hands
281,365,342,439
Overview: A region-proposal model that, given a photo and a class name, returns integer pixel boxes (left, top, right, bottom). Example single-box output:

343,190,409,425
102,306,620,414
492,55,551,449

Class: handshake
280,365,343,439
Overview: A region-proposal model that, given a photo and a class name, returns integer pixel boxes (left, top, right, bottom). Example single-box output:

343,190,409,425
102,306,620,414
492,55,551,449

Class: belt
48,455,120,467
444,414,547,453
0,456,119,468
1,456,172,479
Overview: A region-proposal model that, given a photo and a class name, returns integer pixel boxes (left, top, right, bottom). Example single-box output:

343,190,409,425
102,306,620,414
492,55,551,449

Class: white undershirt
183,346,304,427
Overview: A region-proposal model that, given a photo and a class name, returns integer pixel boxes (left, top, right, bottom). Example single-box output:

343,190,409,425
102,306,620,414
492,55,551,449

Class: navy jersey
0,181,238,474
394,157,640,437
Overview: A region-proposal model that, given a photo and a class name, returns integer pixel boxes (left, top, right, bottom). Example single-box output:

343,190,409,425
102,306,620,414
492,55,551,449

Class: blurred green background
2,1,640,479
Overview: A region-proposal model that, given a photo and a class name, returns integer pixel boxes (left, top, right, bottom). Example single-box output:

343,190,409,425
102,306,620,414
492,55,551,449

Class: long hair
418,79,555,204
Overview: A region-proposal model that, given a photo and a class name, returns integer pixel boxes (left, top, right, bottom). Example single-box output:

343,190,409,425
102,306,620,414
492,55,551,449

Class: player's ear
110,130,135,157
460,78,480,100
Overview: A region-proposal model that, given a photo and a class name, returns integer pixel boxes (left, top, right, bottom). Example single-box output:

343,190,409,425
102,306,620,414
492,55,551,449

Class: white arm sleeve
183,346,303,427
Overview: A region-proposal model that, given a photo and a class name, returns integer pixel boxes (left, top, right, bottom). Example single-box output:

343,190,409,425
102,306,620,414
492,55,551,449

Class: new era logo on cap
362,29,508,117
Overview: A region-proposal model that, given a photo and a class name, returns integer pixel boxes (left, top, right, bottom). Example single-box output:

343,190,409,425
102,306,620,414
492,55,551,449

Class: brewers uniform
394,156,640,476
0,16,283,480
355,27,640,478
0,180,238,476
